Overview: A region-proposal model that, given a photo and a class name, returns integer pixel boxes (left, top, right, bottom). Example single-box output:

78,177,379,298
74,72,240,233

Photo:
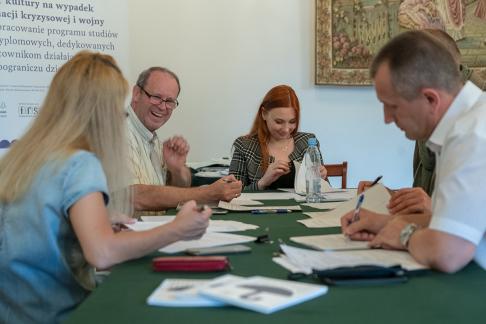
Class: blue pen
251,209,293,214
352,194,365,222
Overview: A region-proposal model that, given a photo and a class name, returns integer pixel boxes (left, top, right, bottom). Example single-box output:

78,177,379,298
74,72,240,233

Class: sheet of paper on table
133,218,259,232
218,201,301,212
290,234,369,251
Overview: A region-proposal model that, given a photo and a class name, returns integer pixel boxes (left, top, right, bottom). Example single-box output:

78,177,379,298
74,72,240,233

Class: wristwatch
400,223,418,248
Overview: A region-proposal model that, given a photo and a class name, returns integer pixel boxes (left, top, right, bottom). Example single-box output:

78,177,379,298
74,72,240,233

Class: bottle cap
308,137,317,146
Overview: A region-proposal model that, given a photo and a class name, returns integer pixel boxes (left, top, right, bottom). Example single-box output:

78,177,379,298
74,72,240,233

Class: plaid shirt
229,132,322,190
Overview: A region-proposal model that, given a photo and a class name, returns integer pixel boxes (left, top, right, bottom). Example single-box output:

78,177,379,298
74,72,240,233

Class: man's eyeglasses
138,84,179,110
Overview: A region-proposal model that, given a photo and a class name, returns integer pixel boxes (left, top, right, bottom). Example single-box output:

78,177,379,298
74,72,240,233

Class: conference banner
0,0,128,156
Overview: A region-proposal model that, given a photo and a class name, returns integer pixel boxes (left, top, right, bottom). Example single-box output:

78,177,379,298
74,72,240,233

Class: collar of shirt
127,104,158,144
427,81,483,155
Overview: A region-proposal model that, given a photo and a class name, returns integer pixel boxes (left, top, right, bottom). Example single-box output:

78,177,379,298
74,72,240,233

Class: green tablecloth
65,204,486,324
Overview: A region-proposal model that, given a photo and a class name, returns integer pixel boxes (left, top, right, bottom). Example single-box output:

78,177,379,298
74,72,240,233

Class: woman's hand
257,160,290,189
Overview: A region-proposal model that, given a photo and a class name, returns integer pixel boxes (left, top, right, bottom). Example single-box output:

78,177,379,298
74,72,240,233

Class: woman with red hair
229,85,327,190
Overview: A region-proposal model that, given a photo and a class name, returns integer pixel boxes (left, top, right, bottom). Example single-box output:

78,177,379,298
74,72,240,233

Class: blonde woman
0,51,211,323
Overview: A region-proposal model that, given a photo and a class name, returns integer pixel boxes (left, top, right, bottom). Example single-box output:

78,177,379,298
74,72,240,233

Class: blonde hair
0,51,133,218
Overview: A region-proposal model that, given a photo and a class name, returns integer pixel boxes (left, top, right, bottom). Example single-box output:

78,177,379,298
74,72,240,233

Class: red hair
247,85,301,172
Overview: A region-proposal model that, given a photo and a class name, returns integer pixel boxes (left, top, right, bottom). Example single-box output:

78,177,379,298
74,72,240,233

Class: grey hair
370,30,462,100
136,66,181,96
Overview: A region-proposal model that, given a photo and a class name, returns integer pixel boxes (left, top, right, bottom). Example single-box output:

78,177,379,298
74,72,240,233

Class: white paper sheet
228,197,264,206
159,232,256,254
301,201,344,209
298,210,347,228
235,192,300,201
133,218,259,233
290,234,369,251
147,279,225,307
293,190,356,202
218,201,301,212
199,275,327,314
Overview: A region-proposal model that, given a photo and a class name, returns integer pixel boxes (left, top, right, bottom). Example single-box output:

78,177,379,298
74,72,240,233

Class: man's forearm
397,212,432,227
167,166,192,187
408,229,476,273
131,184,212,211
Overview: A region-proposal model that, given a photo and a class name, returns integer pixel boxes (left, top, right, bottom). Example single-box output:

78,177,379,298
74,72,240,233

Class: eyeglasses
138,85,179,110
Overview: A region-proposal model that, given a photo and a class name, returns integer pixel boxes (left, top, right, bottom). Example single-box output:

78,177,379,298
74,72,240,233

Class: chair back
324,161,348,189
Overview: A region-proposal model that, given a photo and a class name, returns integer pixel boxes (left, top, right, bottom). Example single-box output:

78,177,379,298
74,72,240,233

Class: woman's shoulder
294,132,316,143
58,150,103,178
233,134,259,148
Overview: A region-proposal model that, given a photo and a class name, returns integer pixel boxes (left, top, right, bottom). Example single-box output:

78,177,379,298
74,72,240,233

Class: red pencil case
152,256,231,272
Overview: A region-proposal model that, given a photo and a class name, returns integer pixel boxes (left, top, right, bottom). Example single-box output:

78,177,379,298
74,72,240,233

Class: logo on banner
18,103,39,117
0,102,6,118
0,139,14,149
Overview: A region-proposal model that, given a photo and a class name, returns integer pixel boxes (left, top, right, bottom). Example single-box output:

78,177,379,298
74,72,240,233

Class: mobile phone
185,244,251,256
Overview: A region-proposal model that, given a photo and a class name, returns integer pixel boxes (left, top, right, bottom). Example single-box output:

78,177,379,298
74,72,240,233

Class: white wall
127,0,415,189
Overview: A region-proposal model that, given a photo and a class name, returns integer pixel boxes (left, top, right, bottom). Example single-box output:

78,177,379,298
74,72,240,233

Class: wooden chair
324,161,348,189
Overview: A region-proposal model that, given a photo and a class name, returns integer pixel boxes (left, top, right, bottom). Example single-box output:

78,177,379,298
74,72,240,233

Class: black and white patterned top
229,132,323,190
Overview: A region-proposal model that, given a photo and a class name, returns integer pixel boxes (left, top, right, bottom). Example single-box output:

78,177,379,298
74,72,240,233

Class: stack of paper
147,274,328,314
274,244,428,274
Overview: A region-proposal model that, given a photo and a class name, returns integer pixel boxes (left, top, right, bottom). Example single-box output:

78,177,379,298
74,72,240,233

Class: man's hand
257,160,290,189
163,136,190,174
340,208,391,241
357,180,373,194
170,200,211,241
388,187,431,215
207,175,242,202
369,217,410,250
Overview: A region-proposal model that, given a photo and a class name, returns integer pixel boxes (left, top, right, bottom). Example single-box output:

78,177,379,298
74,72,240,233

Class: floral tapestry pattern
316,0,486,85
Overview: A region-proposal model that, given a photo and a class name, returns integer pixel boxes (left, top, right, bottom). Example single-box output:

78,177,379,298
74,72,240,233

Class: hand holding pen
351,194,365,223
357,175,383,194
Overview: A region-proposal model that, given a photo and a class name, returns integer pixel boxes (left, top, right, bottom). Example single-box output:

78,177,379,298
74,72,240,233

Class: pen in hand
351,194,364,223
369,175,383,187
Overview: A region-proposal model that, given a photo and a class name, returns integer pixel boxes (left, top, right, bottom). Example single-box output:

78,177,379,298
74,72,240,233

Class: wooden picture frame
315,0,486,86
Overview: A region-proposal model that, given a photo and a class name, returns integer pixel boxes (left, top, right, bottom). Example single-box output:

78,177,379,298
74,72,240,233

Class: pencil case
152,256,231,272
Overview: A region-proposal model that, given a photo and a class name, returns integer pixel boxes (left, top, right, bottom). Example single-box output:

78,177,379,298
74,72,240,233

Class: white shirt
126,105,167,186
427,81,486,269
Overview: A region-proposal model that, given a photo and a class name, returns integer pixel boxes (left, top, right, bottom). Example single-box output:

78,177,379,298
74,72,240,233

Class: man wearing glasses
127,67,242,212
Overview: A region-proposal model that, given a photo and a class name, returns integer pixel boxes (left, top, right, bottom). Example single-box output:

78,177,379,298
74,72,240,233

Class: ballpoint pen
369,175,383,187
352,194,364,223
251,209,293,214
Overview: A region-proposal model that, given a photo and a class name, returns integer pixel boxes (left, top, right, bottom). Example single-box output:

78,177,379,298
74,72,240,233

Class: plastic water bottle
304,137,322,203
